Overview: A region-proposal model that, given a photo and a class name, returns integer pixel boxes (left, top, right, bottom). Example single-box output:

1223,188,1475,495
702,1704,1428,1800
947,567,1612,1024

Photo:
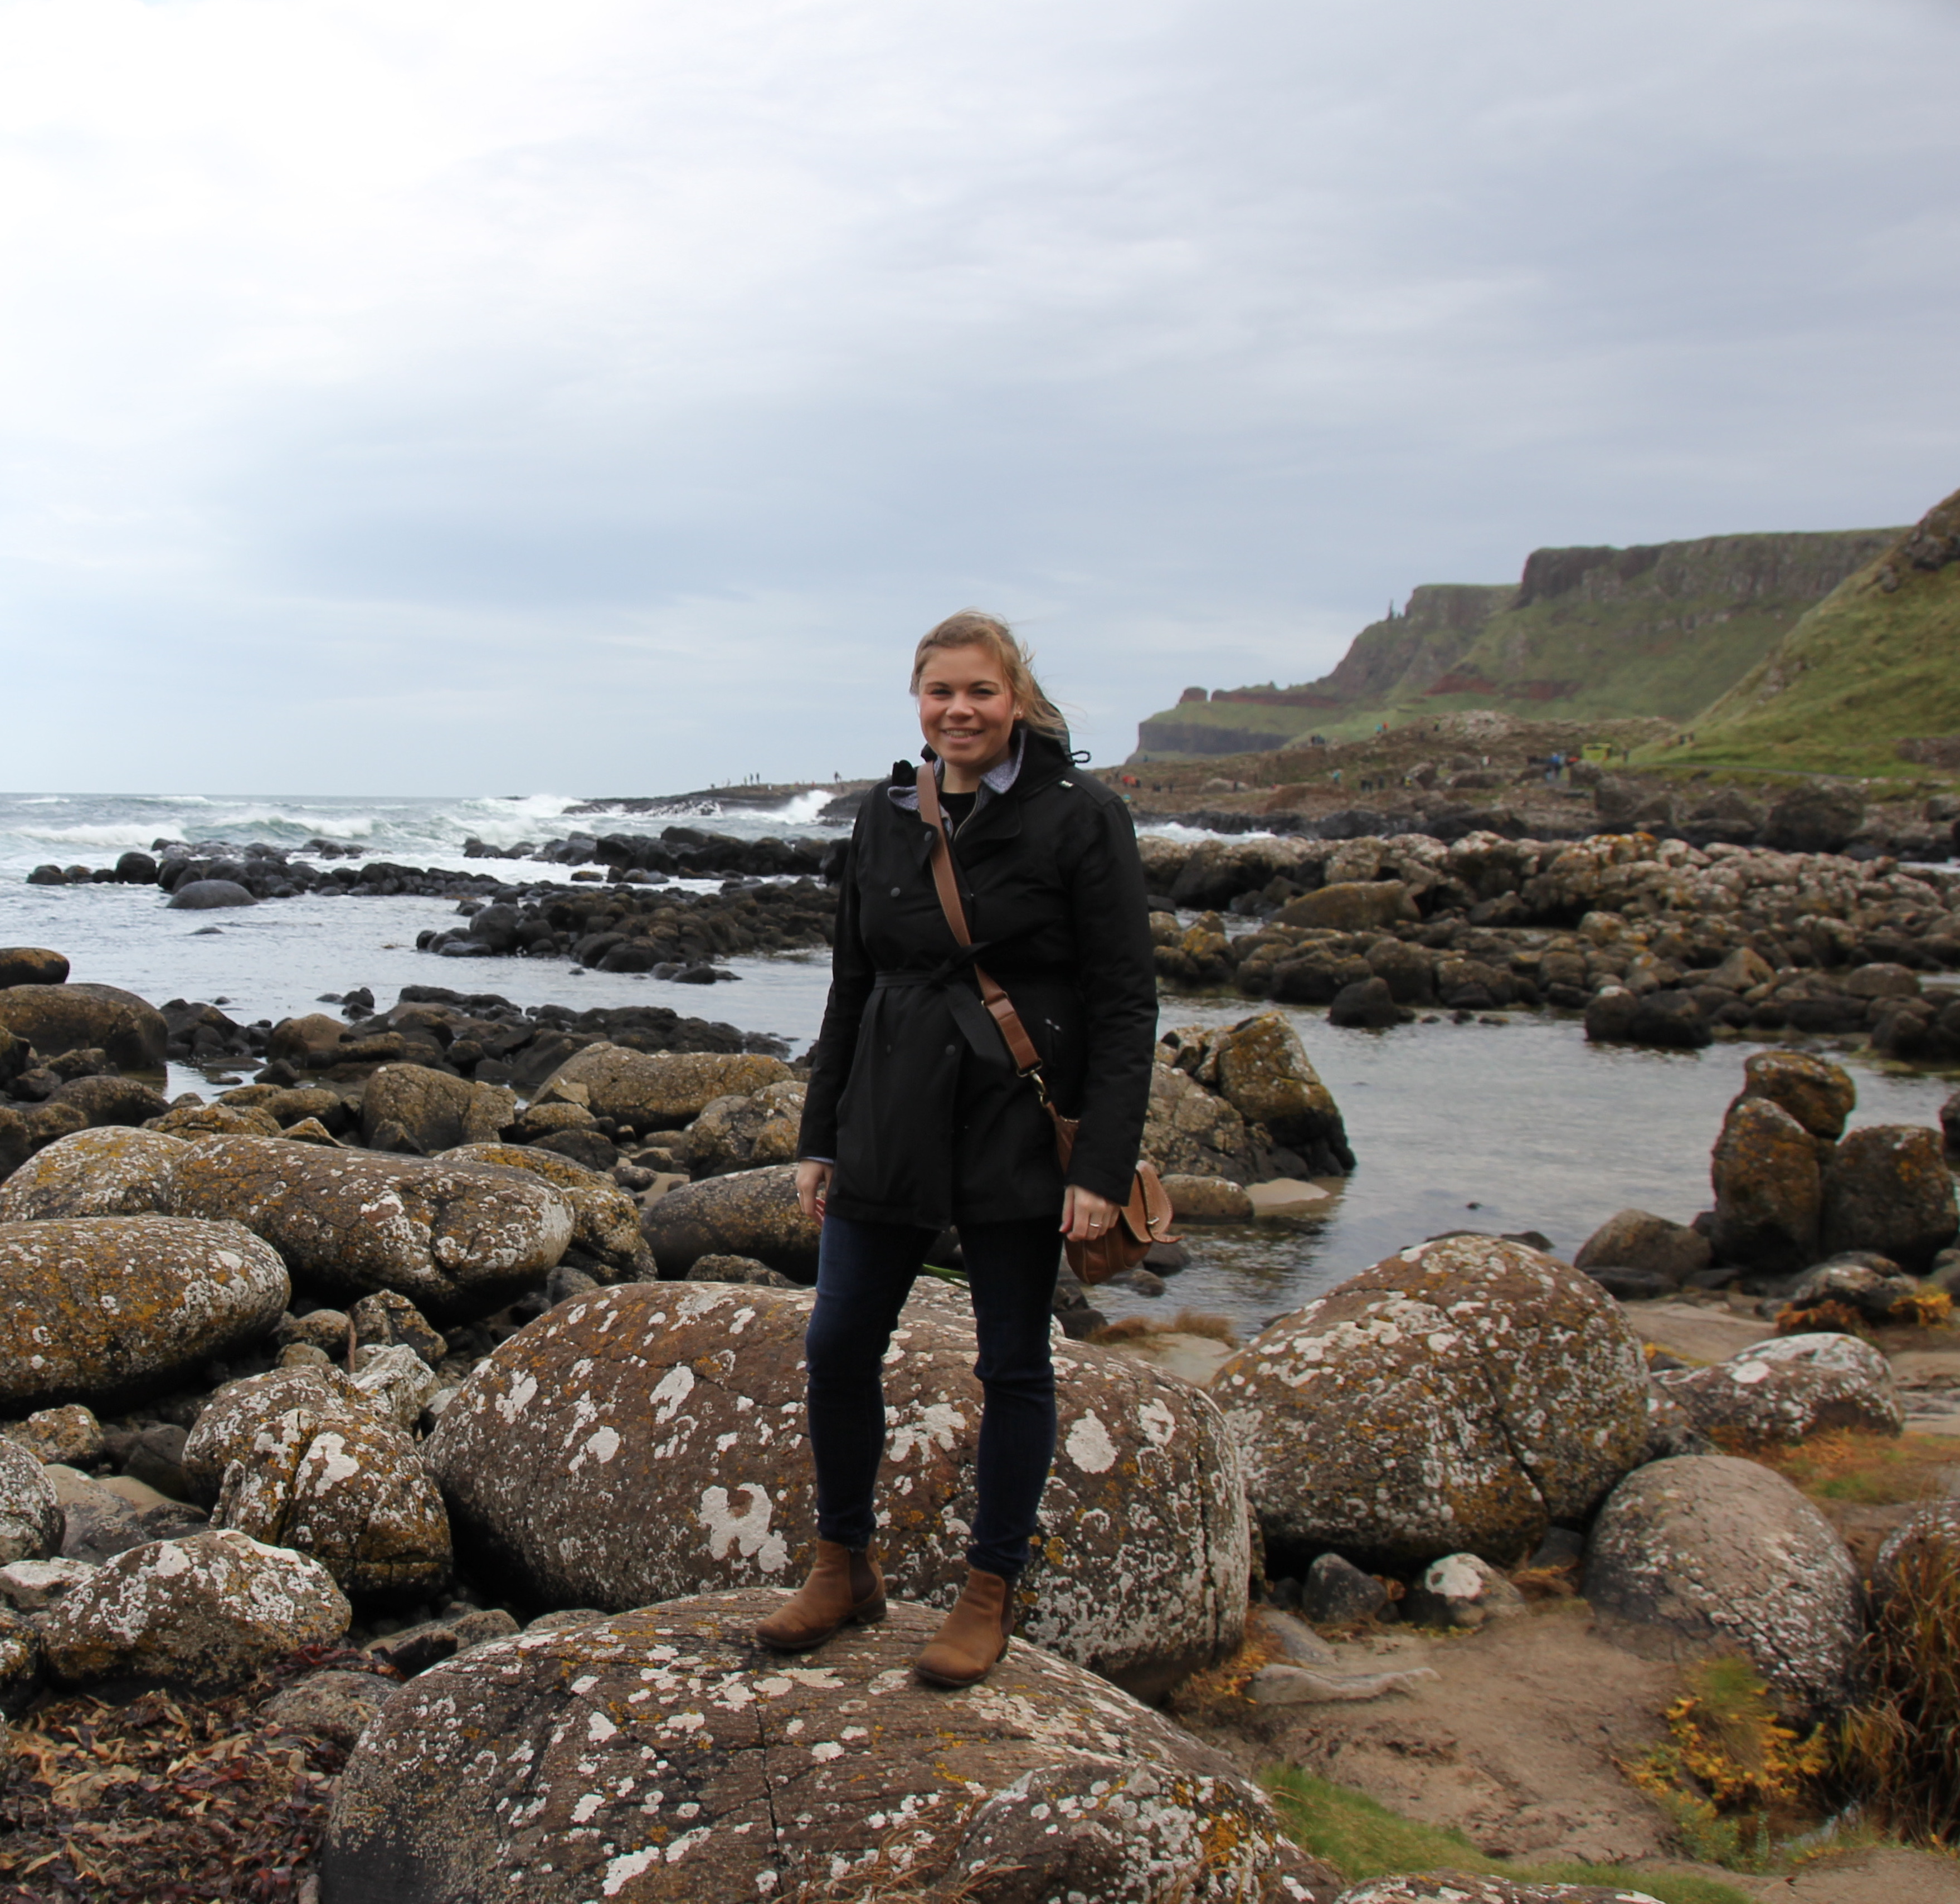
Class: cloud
0,0,1957,790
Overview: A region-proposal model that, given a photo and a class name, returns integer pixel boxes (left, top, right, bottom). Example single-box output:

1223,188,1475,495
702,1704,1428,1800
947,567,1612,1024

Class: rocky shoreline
0,947,1956,1898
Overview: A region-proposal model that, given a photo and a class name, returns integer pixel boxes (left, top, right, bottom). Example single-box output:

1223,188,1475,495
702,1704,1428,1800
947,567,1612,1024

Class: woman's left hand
1060,1185,1120,1244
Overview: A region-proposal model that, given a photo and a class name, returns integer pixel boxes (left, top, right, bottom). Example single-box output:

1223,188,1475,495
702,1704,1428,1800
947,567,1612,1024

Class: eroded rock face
442,1143,650,1275
319,1594,1335,1904
636,1164,820,1280
0,1126,187,1221
40,1530,351,1690
0,983,168,1071
167,1137,572,1318
429,1282,1249,1696
1583,1455,1861,1710
1655,1333,1903,1444
0,1439,62,1564
1709,1097,1821,1273
532,1044,793,1129
0,1216,290,1412
1214,1236,1650,1570
1819,1126,1959,1274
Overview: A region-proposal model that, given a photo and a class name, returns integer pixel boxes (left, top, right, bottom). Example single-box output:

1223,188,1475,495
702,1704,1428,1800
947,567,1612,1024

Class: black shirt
940,788,978,835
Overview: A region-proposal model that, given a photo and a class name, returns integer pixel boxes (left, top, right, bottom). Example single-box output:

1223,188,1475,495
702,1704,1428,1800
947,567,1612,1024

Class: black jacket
799,725,1157,1230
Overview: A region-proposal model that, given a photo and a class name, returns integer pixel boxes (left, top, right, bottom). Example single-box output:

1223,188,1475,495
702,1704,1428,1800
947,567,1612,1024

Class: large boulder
0,1125,186,1221
1654,1334,1903,1444
531,1044,792,1130
428,1282,1249,1697
361,1065,515,1155
166,879,258,910
685,1080,807,1177
442,1143,651,1275
636,1163,819,1280
0,983,168,1071
1573,1209,1711,1287
0,1216,289,1412
40,1530,350,1690
213,1398,452,1599
1709,1097,1820,1273
1819,1126,1958,1274
182,1364,375,1501
167,1137,573,1318
1583,1455,1861,1710
319,1594,1336,1904
0,948,69,988
49,1074,172,1129
1276,880,1418,931
1207,1011,1355,1173
1762,781,1864,854
1213,1236,1650,1570
1140,1061,1266,1182
0,1440,62,1564
0,1101,87,1178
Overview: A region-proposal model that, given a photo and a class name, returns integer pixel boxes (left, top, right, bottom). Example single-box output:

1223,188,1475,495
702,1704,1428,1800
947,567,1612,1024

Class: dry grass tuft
1086,1308,1239,1347
1732,1428,1958,1505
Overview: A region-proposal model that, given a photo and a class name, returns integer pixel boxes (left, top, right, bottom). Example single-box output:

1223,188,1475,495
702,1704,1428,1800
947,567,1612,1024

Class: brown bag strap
913,760,1043,1076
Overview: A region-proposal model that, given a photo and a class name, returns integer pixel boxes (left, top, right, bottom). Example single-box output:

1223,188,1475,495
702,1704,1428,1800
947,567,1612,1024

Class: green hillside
1661,487,1960,776
1134,527,1898,759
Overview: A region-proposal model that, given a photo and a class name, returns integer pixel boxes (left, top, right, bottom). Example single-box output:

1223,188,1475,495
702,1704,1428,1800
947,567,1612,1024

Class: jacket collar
888,723,1074,810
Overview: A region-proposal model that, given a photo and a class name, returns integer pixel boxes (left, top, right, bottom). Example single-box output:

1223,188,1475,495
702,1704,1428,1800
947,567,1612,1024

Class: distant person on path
757,610,1156,1687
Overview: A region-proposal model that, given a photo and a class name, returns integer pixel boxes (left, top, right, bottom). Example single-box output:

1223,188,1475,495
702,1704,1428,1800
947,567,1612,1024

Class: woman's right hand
795,1160,833,1224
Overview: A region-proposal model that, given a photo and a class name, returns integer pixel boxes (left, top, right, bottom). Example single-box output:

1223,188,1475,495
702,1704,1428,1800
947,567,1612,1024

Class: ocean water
3,789,1955,1341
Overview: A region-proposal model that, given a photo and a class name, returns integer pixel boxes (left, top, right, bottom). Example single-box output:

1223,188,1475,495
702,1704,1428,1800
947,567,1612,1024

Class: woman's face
917,644,1019,776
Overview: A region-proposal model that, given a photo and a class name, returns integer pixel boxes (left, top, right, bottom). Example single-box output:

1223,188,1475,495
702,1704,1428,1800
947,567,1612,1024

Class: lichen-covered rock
1819,1126,1958,1274
441,1142,650,1275
0,1101,87,1177
361,1065,515,1155
1709,1097,1821,1273
1202,1012,1354,1173
0,1439,62,1564
685,1080,808,1177
1214,1235,1650,1570
1403,1551,1526,1629
259,1666,399,1746
0,947,69,988
0,1216,290,1412
153,1102,284,1138
40,1530,351,1690
319,1593,1336,1904
429,1281,1249,1696
4,1403,104,1467
1276,879,1417,932
531,1043,793,1129
1655,1333,1903,1444
215,1403,452,1598
50,1074,171,1129
1141,1061,1266,1182
1583,1455,1861,1710
1733,1049,1856,1140
0,983,168,1072
351,1343,440,1430
0,1605,40,1716
0,1556,100,1611
0,1125,187,1221
1336,1879,1664,1904
636,1163,819,1280
347,1289,448,1366
1871,1496,1960,1610
182,1365,377,1502
167,1137,573,1318
1573,1209,1710,1286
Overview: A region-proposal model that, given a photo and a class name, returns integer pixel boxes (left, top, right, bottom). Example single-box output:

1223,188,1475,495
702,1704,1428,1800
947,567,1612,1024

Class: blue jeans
804,1213,1059,1581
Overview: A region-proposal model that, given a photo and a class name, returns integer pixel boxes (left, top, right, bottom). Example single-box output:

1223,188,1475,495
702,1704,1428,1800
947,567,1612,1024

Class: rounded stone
167,1136,573,1318
1573,1209,1711,1286
428,1281,1249,1697
49,1074,172,1129
637,1163,819,1280
1583,1454,1861,1710
1734,1050,1856,1141
40,1529,351,1691
361,1065,515,1155
0,983,168,1071
1709,1096,1820,1273
1163,1173,1254,1221
0,1126,187,1221
1819,1125,1959,1275
1655,1334,1903,1445
443,1142,650,1274
166,879,259,910
318,1593,1337,1904
1208,1011,1354,1167
0,1216,290,1412
0,948,70,988
183,1364,375,1501
1213,1235,1650,1570
531,1043,793,1130
0,1439,62,1564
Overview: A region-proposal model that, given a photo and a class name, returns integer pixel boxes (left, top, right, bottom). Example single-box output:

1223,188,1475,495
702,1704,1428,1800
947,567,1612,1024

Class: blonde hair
911,611,1068,740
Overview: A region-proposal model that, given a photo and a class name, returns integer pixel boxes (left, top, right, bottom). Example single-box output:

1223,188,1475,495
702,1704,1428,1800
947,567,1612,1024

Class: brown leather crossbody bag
913,764,1174,1285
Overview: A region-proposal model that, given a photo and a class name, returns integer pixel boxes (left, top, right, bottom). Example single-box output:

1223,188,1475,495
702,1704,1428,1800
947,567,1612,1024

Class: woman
757,611,1156,1687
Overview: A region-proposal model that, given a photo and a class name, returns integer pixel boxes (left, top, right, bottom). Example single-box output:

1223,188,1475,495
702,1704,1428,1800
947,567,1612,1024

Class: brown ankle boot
754,1541,884,1652
914,1567,1013,1688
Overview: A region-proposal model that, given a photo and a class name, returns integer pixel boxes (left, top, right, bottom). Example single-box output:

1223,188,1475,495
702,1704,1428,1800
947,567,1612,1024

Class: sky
1,0,1957,795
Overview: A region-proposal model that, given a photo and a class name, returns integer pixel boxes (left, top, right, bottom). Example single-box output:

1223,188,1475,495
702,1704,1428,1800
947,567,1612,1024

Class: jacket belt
873,957,1014,1066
